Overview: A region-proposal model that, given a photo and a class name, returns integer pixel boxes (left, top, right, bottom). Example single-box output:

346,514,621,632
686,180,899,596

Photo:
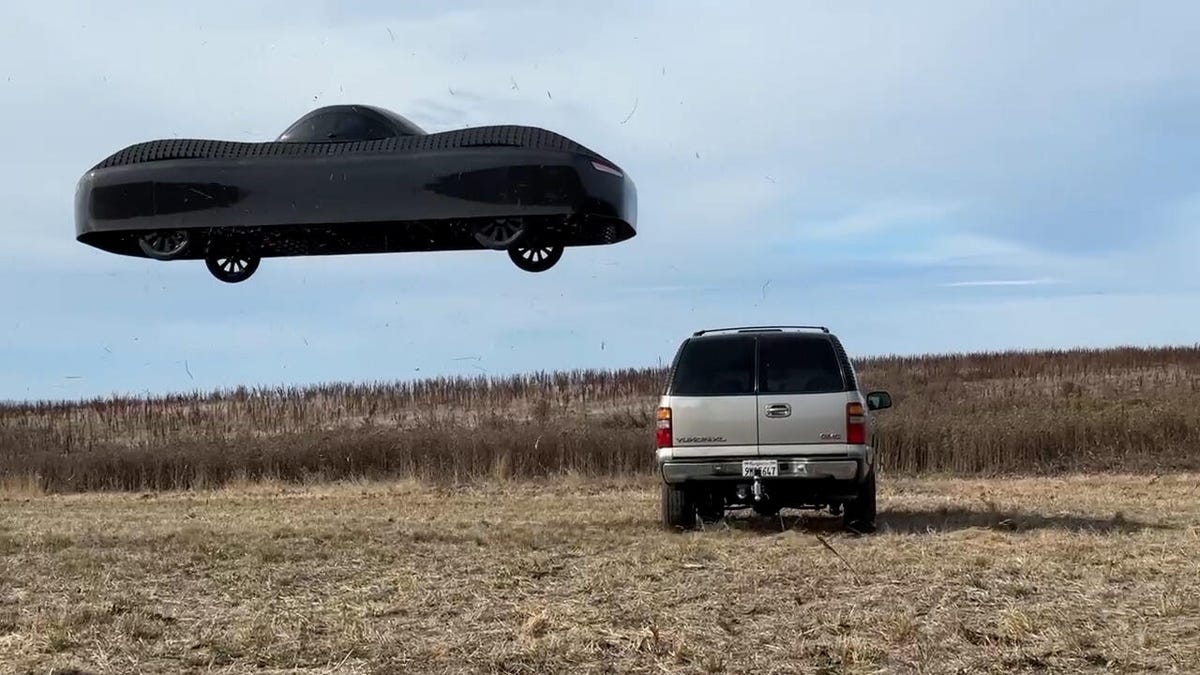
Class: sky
2,1,1198,402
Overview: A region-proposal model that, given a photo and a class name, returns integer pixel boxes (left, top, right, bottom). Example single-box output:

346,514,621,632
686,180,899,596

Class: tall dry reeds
2,346,1198,492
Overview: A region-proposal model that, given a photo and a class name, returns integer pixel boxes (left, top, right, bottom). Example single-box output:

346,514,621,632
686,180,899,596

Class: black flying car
74,104,637,282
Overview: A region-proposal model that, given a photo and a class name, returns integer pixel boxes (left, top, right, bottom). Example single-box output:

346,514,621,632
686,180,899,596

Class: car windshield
276,108,400,142
369,107,427,136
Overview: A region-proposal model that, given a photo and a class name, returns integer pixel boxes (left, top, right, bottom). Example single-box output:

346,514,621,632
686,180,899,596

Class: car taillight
591,160,624,177
656,407,673,448
846,402,866,445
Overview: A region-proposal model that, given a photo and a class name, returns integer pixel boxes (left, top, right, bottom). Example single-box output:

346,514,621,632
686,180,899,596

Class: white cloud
942,279,1065,288
790,201,964,242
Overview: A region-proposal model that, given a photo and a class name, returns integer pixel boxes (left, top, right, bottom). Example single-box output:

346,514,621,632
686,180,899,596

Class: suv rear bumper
659,452,869,485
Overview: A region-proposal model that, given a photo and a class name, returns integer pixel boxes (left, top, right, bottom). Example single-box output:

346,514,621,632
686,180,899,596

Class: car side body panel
663,394,759,458
757,391,862,451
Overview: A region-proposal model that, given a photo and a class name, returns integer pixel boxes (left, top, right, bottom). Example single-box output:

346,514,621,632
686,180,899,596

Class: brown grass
1,473,1197,673
3,345,1200,492
0,474,43,499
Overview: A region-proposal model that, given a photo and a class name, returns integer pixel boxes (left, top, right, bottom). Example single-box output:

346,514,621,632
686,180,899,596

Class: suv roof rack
692,325,830,337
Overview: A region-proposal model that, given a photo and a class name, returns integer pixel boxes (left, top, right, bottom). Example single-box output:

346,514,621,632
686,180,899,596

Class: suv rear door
665,335,758,458
755,333,856,454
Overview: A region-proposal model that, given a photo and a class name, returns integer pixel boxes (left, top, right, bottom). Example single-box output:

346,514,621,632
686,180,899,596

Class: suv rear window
758,335,845,394
670,336,756,395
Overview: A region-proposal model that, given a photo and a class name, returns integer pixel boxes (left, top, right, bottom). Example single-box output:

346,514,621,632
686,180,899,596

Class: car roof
349,104,427,135
688,326,833,339
683,333,836,349
275,104,427,142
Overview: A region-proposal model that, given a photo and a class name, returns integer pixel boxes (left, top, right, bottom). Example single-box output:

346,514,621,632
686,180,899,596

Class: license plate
742,459,778,477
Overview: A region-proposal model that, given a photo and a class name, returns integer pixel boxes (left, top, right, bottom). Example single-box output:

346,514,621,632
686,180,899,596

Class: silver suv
655,325,892,531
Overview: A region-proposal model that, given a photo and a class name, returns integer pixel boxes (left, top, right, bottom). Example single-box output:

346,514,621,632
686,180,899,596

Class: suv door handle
764,403,791,418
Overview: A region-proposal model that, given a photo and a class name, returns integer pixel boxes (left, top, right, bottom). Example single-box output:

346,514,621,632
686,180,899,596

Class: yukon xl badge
819,432,842,440
678,436,726,444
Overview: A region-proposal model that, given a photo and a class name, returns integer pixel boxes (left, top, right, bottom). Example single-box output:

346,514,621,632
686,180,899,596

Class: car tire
137,229,192,260
508,243,564,273
473,218,527,250
694,490,724,524
844,469,877,533
205,253,261,283
661,483,696,531
753,503,781,518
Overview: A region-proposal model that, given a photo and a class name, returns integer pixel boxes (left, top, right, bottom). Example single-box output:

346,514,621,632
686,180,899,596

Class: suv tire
661,483,696,531
843,469,877,533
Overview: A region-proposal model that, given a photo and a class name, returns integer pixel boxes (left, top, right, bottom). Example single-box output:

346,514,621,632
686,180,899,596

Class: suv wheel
843,469,877,533
661,483,696,531
695,491,724,524
753,503,781,518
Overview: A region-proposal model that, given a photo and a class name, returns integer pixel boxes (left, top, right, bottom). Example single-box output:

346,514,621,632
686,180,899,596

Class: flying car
73,104,637,282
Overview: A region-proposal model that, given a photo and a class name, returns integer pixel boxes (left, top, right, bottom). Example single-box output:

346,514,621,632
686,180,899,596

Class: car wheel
844,469,877,533
473,219,527,250
508,243,563,273
205,254,261,283
694,490,724,524
753,502,781,518
138,229,191,260
661,483,696,531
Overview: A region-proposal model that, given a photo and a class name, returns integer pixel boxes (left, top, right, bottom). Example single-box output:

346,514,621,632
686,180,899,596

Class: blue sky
2,1,1198,402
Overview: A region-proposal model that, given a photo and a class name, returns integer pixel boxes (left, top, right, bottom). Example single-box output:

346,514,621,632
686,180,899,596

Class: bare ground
1,474,1198,674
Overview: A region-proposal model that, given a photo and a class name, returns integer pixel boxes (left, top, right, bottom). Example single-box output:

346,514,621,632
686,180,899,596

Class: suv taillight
846,402,866,445
656,407,673,448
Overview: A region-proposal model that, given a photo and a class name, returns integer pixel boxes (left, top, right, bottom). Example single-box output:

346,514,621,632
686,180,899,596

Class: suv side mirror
866,391,892,411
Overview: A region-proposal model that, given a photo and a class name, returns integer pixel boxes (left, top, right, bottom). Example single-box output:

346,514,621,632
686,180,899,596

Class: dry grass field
2,473,1198,674
3,345,1200,492
3,345,1199,672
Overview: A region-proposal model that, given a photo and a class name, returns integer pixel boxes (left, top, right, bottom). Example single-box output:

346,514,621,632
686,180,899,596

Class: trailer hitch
751,471,765,502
